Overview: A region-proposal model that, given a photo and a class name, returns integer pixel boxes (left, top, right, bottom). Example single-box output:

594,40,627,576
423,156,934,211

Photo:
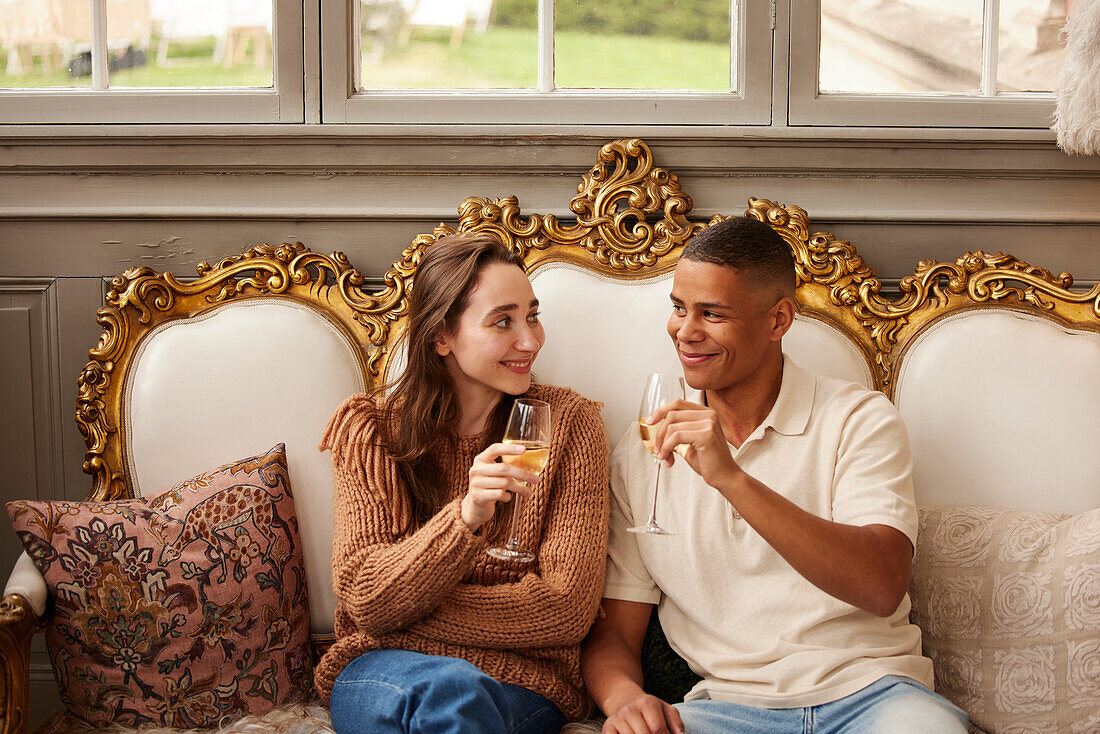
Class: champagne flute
628,373,685,535
487,398,551,563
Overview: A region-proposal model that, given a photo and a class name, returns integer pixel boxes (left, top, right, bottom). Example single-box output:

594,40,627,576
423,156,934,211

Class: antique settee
2,139,1098,734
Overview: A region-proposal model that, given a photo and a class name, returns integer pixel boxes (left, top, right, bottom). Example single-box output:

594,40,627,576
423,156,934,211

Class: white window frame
787,0,1056,128
0,0,1062,130
0,0,304,124
320,0,773,125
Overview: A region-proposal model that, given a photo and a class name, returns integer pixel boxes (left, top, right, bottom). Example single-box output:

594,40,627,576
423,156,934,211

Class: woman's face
436,262,545,401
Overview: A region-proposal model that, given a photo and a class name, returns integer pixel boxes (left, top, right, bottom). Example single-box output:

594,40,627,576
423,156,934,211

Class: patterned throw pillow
6,444,313,728
910,505,1100,734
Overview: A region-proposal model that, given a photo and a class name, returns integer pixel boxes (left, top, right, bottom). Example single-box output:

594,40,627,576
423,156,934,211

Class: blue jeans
329,649,567,734
675,676,968,733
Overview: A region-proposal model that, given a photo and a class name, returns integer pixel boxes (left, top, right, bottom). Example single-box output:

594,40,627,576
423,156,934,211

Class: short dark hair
681,216,796,300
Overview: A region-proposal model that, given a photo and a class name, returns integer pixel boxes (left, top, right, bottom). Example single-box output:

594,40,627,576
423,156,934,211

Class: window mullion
981,0,1000,96
91,0,109,90
538,0,555,93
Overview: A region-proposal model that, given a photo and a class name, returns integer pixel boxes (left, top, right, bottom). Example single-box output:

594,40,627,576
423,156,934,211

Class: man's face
667,259,782,392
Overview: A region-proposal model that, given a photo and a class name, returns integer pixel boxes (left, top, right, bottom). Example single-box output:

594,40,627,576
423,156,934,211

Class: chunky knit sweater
314,383,610,720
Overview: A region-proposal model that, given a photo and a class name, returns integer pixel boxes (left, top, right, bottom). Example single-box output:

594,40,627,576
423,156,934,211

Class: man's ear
770,297,796,341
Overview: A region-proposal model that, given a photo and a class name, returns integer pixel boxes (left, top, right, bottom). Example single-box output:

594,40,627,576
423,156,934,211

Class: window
321,0,774,124
0,0,302,123
788,0,1063,127
0,0,1063,128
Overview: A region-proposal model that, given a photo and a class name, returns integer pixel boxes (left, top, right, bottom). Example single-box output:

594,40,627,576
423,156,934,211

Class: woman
315,232,610,734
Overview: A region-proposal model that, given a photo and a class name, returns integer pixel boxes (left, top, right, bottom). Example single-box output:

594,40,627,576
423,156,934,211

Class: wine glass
487,398,551,563
628,373,685,535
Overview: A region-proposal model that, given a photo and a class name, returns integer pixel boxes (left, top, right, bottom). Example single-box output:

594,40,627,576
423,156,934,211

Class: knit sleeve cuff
443,495,484,551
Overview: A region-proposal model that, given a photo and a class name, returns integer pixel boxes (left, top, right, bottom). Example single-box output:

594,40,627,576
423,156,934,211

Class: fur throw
1054,0,1100,155
38,703,334,734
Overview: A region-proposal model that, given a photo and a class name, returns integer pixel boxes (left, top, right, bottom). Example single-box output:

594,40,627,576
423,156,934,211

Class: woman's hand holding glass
461,443,540,535
487,399,551,563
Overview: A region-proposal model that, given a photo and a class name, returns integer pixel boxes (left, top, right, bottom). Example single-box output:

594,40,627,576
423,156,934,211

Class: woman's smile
501,357,535,373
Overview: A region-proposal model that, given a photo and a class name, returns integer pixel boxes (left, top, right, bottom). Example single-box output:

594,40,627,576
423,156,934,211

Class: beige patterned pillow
910,505,1100,734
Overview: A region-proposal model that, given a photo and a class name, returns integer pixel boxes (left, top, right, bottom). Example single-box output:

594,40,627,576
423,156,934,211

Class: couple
314,219,969,734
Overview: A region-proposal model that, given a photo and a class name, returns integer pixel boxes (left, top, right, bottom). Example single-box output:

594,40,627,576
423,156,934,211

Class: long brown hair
377,232,527,533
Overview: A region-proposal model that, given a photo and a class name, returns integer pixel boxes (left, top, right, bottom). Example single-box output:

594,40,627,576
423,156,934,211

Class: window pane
0,0,92,88
360,0,535,90
555,0,732,91
110,0,272,88
819,0,983,94
998,0,1064,92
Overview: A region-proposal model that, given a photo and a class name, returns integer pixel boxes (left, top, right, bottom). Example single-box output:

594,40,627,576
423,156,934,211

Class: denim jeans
329,649,567,734
675,676,968,734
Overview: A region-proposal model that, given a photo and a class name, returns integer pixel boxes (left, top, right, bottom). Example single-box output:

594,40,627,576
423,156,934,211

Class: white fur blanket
38,703,334,734
1054,0,1100,155
41,705,608,734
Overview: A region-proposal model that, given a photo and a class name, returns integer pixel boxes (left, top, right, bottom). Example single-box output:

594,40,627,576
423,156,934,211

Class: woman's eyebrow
485,299,539,319
485,303,519,318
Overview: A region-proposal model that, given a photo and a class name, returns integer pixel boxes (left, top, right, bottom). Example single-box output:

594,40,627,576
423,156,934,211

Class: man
581,216,967,734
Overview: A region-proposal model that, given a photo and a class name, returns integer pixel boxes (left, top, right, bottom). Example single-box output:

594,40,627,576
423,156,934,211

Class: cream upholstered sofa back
124,300,365,634
894,309,1100,514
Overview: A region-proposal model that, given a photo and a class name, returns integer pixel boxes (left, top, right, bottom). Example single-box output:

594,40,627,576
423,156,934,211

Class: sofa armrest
1,553,48,734
4,555,46,619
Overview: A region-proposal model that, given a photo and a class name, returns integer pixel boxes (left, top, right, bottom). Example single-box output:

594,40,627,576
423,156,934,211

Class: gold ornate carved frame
880,251,1100,398
76,244,382,502
71,135,1100,498
73,139,1100,500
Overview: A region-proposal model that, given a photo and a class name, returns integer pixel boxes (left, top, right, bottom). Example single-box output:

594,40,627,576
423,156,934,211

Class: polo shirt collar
757,354,815,437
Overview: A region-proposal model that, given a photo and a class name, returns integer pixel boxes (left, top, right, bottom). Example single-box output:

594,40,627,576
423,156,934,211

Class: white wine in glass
488,398,551,563
628,373,685,535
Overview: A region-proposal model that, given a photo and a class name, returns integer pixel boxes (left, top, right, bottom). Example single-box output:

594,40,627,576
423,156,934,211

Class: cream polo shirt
605,356,933,709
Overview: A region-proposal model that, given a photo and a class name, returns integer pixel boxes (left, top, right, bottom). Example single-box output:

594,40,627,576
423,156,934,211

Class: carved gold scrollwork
451,138,704,271
0,596,32,626
879,251,1100,397
358,139,914,392
457,196,542,256
746,197,881,305
875,251,1097,321
562,138,704,269
0,594,40,734
744,197,897,387
338,225,458,361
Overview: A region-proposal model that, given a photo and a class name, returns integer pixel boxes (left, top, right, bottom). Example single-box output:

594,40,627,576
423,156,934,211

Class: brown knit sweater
314,383,610,720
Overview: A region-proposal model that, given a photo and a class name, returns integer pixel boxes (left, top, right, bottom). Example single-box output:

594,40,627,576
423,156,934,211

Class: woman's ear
435,334,452,357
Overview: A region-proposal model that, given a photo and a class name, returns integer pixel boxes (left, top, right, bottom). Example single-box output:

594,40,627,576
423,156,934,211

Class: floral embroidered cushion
909,505,1100,734
6,444,313,728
